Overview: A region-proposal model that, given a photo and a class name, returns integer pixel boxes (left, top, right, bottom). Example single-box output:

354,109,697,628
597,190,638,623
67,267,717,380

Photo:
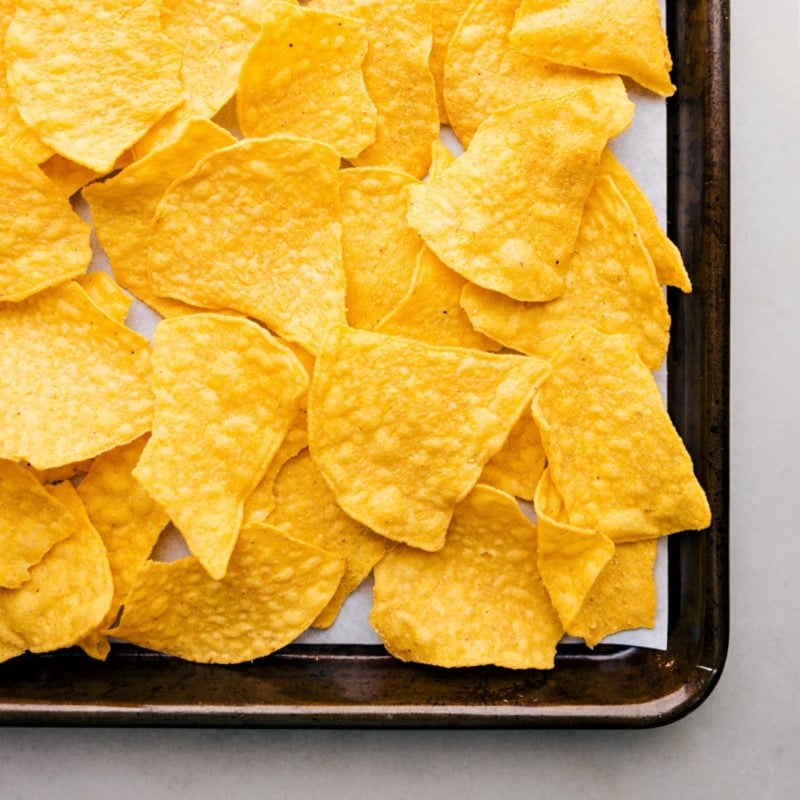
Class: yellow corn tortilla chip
162,0,268,120
534,468,615,628
599,147,691,292
265,449,390,628
429,0,472,123
76,271,133,326
308,324,550,551
478,406,546,500
338,166,422,329
237,1,376,160
376,245,501,350
429,137,457,177
24,459,93,486
5,0,183,173
510,0,675,97
0,0,52,164
76,436,170,660
0,281,153,470
38,154,106,198
114,524,345,664
461,173,671,370
83,117,236,318
242,407,309,525
443,0,628,146
148,136,347,354
566,539,658,648
407,84,634,302
0,155,91,302
531,326,712,540
370,484,563,669
0,459,76,589
0,481,113,664
309,0,438,178
133,313,308,579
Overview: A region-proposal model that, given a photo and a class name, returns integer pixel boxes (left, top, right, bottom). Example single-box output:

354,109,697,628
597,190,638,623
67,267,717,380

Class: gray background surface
1,2,798,797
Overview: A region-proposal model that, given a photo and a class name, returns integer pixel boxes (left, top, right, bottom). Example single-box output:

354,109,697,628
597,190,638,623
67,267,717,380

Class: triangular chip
148,136,347,354
567,540,659,648
0,459,77,589
5,0,183,172
443,0,629,145
370,484,563,668
510,0,676,97
76,436,170,660
599,147,691,292
0,282,153,470
534,469,615,628
407,84,634,302
531,326,712,539
0,154,91,302
237,1,377,160
83,117,237,317
265,449,391,628
0,481,113,664
133,314,308,579
461,173,671,369
308,324,550,550
309,0,439,178
114,524,345,663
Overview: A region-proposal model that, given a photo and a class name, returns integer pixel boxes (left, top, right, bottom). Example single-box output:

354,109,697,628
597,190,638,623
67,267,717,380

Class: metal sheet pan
0,0,729,728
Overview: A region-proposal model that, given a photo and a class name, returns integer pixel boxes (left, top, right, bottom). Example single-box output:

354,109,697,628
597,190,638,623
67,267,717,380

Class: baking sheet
0,0,729,727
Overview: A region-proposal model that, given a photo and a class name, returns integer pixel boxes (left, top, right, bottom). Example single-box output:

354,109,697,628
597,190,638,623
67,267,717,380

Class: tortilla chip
308,324,550,550
133,313,308,579
370,483,563,668
114,524,345,663
0,281,153,470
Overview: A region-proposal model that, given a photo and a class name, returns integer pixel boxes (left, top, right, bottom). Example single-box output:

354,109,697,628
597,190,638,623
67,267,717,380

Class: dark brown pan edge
0,0,730,728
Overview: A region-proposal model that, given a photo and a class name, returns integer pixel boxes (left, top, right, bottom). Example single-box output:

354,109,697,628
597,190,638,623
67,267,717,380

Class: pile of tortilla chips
0,0,709,670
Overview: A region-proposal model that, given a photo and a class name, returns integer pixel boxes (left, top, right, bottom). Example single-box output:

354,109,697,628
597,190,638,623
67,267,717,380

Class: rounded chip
370,484,564,669
114,524,346,664
0,281,153,470
5,0,183,173
147,136,348,354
